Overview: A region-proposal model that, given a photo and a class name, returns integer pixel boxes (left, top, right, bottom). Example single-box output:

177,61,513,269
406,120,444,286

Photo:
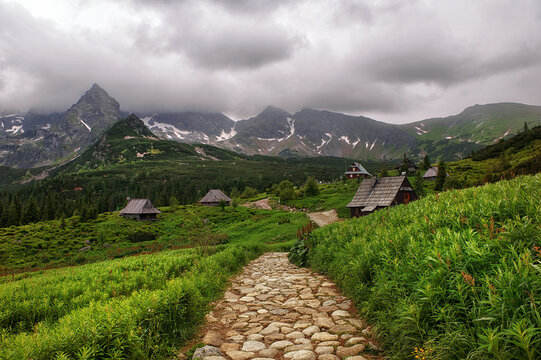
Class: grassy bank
295,175,540,359
0,242,268,359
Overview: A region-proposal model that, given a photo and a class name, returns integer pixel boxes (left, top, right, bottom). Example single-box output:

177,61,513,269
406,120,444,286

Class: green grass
280,180,359,218
0,202,308,359
0,205,307,274
0,242,268,359
296,175,541,359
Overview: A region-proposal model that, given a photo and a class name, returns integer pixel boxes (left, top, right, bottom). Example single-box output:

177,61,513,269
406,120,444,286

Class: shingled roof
422,166,438,178
199,189,231,204
347,176,410,211
345,162,372,176
119,199,161,215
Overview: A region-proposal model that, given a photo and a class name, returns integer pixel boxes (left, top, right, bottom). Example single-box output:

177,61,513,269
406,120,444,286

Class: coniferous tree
412,172,425,197
421,155,431,171
8,200,20,226
524,121,529,132
399,153,409,174
21,195,40,224
434,160,447,191
0,199,5,228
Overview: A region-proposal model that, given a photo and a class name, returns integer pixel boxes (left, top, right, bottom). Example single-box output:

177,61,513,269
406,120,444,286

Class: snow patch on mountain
316,133,333,151
79,118,92,132
6,125,23,134
286,117,295,139
215,124,237,141
142,115,191,140
340,135,361,147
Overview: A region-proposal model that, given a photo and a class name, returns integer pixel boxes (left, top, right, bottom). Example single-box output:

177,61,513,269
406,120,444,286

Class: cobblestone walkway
185,252,384,360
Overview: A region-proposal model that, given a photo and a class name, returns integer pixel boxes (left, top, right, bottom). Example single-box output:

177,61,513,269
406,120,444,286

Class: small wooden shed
119,199,161,221
199,189,231,207
345,162,372,179
347,176,417,217
422,166,439,181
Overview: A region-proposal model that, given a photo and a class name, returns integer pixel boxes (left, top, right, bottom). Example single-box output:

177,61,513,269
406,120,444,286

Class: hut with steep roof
345,162,372,179
119,199,161,221
347,176,417,217
422,166,439,181
199,189,231,207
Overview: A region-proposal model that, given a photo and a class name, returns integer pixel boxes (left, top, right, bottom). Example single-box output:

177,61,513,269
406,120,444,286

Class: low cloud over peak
1,0,540,123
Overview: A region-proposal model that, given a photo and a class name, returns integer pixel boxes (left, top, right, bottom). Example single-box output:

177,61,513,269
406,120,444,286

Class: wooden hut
345,162,372,179
119,199,161,221
422,166,438,181
199,189,231,207
347,176,417,217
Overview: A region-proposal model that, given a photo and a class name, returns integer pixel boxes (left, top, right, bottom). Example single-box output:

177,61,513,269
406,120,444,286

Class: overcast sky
1,0,540,123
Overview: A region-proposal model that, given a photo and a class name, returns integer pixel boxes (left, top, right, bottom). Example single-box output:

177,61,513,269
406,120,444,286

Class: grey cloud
1,0,541,124
133,1,302,70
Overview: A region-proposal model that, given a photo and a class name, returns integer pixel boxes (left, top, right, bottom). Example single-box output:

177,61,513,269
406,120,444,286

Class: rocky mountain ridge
1,84,540,168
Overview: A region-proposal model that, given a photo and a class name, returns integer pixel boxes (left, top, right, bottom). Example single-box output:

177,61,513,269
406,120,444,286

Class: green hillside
290,175,541,359
0,203,304,358
403,103,541,144
0,115,362,228
400,103,541,160
0,204,306,274
444,125,541,188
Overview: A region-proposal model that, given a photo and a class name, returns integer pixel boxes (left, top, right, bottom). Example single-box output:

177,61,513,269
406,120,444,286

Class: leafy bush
126,230,157,243
288,222,315,267
301,175,541,359
278,180,296,202
304,176,320,196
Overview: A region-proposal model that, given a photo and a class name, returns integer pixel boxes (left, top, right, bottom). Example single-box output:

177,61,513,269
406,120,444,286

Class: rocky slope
2,84,540,168
0,84,120,168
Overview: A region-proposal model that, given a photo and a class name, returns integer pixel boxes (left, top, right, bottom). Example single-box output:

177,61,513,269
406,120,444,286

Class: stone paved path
184,252,384,360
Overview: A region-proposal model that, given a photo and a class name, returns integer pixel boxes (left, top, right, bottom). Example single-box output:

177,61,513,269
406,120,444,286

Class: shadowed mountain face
1,84,540,168
222,107,418,159
0,84,121,168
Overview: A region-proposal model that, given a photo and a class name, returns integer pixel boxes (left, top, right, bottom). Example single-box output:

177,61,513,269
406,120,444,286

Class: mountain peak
260,105,290,116
106,114,157,140
90,83,104,91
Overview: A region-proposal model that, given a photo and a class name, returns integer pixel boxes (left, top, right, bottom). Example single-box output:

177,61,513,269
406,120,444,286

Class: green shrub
126,230,157,243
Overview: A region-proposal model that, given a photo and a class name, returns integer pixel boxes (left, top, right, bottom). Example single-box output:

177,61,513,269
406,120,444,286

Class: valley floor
181,252,383,360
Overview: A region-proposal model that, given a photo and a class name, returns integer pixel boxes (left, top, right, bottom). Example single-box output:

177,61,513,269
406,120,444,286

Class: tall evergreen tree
412,172,425,197
434,161,447,191
399,153,409,174
421,154,431,170
8,200,20,226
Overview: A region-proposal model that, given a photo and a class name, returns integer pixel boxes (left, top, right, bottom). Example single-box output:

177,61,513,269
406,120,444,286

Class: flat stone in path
181,252,384,359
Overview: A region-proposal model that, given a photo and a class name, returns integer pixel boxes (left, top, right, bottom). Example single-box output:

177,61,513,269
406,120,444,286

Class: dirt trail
181,252,383,360
307,210,340,227
242,198,273,210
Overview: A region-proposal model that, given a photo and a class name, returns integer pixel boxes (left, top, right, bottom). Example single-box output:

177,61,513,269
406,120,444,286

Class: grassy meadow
291,174,541,359
0,202,305,359
0,205,306,274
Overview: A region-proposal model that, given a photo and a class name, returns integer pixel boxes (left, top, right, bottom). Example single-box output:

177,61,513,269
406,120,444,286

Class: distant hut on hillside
347,176,417,217
345,162,372,179
396,158,419,174
119,198,161,221
199,189,231,207
422,166,439,181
